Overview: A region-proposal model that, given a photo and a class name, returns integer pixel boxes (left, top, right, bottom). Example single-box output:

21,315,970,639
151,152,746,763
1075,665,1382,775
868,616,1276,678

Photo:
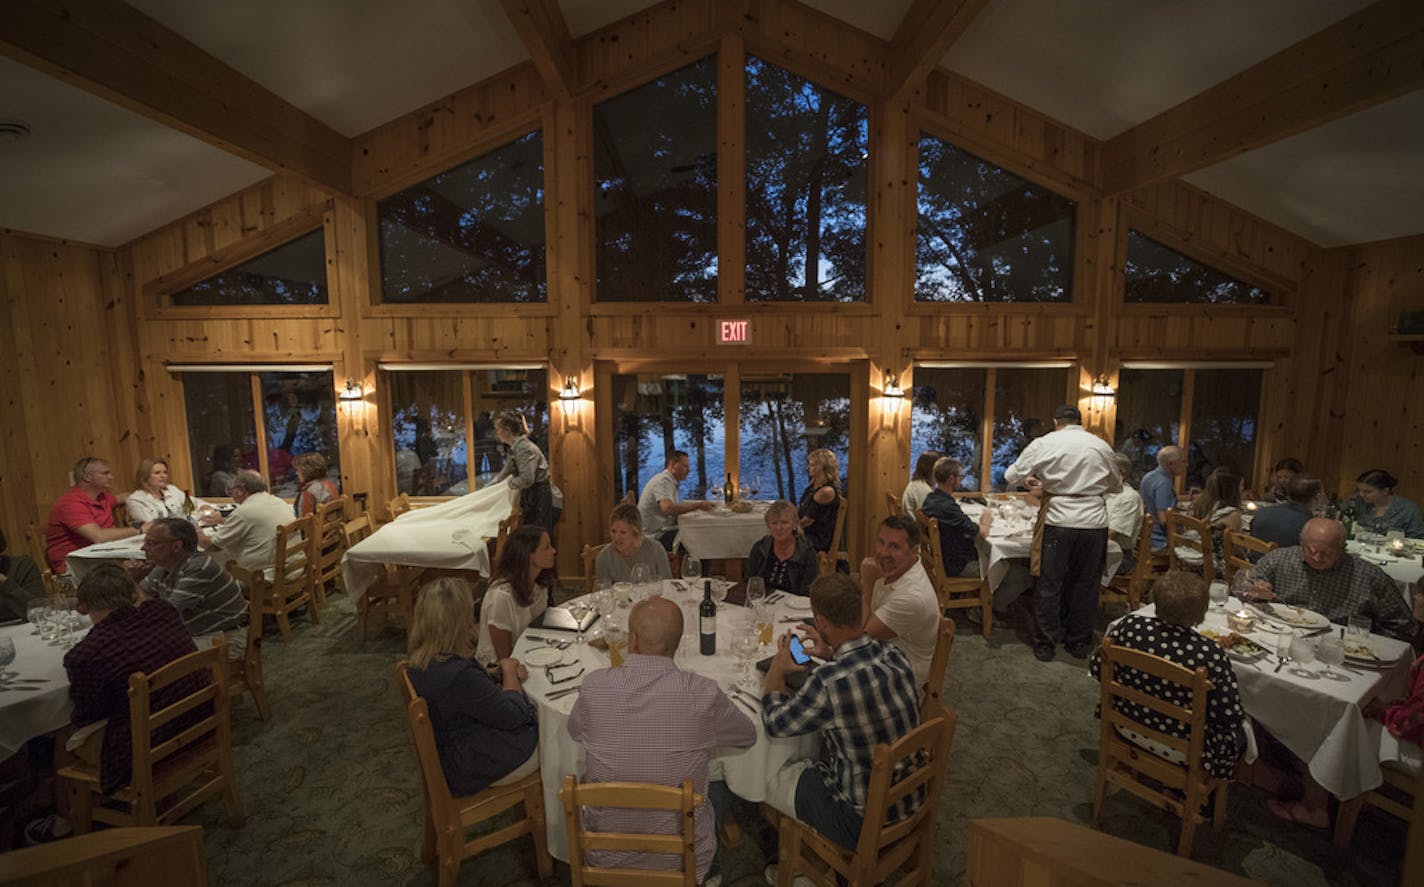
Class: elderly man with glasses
128,517,247,655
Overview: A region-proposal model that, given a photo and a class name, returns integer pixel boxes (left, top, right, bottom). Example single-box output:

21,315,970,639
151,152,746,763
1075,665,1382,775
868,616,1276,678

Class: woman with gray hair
747,499,819,596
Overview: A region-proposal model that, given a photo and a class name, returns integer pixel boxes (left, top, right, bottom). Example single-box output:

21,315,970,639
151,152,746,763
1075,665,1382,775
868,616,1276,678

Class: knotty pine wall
1,0,1390,571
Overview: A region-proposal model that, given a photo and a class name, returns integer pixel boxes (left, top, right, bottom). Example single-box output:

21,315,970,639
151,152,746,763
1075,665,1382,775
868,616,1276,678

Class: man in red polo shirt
45,457,144,573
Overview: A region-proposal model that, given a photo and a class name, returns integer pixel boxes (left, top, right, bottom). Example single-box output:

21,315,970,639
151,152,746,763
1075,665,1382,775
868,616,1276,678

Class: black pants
519,480,555,534
1035,525,1108,648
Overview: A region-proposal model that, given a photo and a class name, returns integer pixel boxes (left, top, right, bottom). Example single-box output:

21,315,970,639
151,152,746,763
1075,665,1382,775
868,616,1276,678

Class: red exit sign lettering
718,319,750,344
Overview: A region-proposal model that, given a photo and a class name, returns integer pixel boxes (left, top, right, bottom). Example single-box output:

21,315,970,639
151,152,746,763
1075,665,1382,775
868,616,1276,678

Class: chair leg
437,834,461,887
419,796,437,864
1334,795,1365,847
777,817,800,887
306,590,322,624
1092,771,1107,823
980,593,992,638
525,782,553,880
272,594,293,642
1176,811,1198,857
247,656,272,721
66,780,94,835
1212,783,1228,830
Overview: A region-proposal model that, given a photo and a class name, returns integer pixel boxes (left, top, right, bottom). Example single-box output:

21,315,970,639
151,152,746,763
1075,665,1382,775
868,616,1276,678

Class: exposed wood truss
500,0,575,96
0,0,353,195
886,0,990,98
1101,0,1424,194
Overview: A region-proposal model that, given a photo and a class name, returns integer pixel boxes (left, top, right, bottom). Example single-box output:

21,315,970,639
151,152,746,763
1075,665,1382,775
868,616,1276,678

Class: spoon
1273,653,1291,674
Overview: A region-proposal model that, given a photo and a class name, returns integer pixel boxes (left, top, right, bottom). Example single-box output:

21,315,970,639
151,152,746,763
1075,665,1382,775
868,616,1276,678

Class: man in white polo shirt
637,450,714,551
203,470,296,579
1005,405,1121,662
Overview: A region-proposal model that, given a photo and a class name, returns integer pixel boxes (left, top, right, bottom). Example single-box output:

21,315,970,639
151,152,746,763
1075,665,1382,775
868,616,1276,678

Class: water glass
1316,636,1346,678
0,636,15,684
753,602,774,647
1288,632,1316,666
1208,581,1229,612
605,620,627,667
1346,615,1371,641
612,582,633,608
682,557,702,582
27,603,46,635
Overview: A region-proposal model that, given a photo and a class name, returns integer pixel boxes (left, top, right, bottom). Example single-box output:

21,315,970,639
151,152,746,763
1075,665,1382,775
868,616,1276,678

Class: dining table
1346,539,1422,601
1128,595,1413,801
0,620,85,762
959,500,1123,606
672,500,772,561
512,579,817,861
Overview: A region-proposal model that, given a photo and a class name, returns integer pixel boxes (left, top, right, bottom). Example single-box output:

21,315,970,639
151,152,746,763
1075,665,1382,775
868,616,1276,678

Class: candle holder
1227,610,1255,633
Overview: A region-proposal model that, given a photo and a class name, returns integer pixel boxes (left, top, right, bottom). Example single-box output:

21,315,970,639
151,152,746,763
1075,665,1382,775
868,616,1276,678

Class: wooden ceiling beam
0,0,352,195
885,0,991,98
500,0,575,96
1101,0,1424,194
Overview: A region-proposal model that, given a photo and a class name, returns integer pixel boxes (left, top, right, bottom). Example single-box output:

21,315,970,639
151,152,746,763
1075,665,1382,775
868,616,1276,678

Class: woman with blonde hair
797,448,841,554
293,452,339,518
406,577,539,795
595,503,671,585
747,499,818,596
126,458,188,526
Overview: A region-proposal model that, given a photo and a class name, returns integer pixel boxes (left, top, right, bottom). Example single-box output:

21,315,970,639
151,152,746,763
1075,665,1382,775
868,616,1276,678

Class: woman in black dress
746,500,818,596
797,448,841,554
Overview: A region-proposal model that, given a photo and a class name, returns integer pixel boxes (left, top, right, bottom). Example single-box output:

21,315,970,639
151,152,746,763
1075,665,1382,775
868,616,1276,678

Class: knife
546,684,582,700
1301,626,1334,639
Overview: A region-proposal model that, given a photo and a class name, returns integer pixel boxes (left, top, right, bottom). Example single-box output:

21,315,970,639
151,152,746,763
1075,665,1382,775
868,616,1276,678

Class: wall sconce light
883,372,905,412
558,377,581,413
1090,376,1117,400
338,378,364,405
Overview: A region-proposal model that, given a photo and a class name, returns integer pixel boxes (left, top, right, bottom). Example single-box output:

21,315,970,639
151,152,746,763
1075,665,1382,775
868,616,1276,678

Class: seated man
569,596,754,885
828,515,939,687
1105,453,1145,574
204,470,296,579
131,518,247,656
63,565,210,795
1089,571,1245,778
761,574,923,860
45,456,142,573
1250,475,1320,550
1140,446,1186,552
637,451,713,551
1246,518,1413,640
919,457,992,579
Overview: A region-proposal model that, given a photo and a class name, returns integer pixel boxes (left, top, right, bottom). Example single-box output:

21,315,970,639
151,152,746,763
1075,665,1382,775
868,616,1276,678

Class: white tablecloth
513,582,816,861
341,482,516,599
66,537,146,582
959,503,1123,598
1347,541,1422,601
672,502,771,561
0,623,84,761
1130,598,1412,799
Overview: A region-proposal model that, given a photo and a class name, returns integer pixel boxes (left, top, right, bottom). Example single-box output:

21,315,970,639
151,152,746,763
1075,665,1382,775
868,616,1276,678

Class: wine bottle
699,580,717,655
724,472,735,505
182,490,195,517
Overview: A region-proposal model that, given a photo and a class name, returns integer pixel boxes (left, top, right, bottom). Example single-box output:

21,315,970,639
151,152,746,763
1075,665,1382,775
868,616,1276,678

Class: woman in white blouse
901,450,939,516
476,525,556,664
125,458,188,526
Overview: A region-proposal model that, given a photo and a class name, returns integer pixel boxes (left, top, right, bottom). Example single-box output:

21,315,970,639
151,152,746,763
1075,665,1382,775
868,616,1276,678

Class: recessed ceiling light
0,120,32,143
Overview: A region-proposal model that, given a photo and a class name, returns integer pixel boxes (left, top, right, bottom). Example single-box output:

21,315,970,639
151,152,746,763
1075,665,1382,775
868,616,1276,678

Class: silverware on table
546,684,582,700
1273,654,1291,674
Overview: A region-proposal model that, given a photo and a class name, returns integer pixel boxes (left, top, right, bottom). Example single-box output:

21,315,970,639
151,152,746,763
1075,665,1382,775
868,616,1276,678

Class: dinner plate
1253,604,1330,629
779,596,812,612
522,646,563,667
1198,628,1269,661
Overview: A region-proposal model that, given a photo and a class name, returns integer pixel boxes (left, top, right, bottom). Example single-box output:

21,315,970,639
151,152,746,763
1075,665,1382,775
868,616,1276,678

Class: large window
377,131,546,303
1123,231,1270,304
911,365,1071,492
386,367,549,497
745,57,868,302
916,135,1076,303
738,374,850,502
611,374,726,503
179,368,339,499
593,57,718,302
1116,366,1265,489
171,229,328,306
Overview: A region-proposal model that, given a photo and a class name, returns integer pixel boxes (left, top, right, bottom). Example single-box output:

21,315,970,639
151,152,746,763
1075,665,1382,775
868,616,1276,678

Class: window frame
1116,209,1293,314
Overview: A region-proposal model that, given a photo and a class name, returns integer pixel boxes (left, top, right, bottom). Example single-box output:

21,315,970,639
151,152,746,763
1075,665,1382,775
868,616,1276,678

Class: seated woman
476,525,556,664
746,499,818,597
901,451,938,516
125,458,188,526
1260,457,1303,503
595,503,671,585
0,529,44,621
1350,468,1424,539
797,448,841,554
293,452,339,518
1174,466,1243,576
1089,570,1246,780
406,577,539,797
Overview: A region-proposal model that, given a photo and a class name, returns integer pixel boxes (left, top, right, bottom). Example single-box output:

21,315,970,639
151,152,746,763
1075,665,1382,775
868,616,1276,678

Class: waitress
493,411,555,533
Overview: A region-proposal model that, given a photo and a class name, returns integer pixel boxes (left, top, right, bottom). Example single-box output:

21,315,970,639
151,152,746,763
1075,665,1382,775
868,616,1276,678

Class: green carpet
188,590,1407,886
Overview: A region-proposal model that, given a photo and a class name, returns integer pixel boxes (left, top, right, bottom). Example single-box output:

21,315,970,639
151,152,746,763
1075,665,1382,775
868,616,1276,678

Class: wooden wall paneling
0,234,39,544
737,0,886,104
576,0,720,99
101,247,155,477
328,196,380,506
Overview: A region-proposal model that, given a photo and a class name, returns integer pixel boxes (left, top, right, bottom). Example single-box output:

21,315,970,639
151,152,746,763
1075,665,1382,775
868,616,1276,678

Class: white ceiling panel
801,0,914,41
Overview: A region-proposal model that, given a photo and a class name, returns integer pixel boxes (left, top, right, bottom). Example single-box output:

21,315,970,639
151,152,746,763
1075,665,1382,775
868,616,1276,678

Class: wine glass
749,475,761,499
593,589,615,637
746,577,766,609
567,599,590,644
1316,636,1347,679
712,580,728,611
682,557,702,583
0,636,15,685
732,624,759,685
630,563,652,600
1208,581,1229,612
27,603,46,635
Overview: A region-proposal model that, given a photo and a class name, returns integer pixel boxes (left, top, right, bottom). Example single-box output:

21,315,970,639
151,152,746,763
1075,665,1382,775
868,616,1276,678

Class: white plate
522,646,564,667
779,596,812,612
1255,604,1330,629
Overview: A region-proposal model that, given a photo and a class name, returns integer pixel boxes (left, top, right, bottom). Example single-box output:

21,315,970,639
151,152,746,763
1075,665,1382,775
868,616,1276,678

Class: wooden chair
382,492,412,525
222,562,273,721
311,495,348,608
1166,512,1214,583
828,493,848,566
1333,745,1421,850
23,522,63,597
269,515,318,641
1102,510,1157,612
775,705,957,886
919,515,991,638
59,642,243,834
884,490,902,519
0,825,209,887
922,618,955,720
1222,530,1275,585
816,552,837,578
489,505,522,566
343,513,374,549
559,774,701,887
582,543,608,594
395,663,551,887
1093,637,1227,857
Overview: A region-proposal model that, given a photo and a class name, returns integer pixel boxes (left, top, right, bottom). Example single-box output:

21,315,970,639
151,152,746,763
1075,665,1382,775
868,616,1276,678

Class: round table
0,622,85,761
513,580,816,861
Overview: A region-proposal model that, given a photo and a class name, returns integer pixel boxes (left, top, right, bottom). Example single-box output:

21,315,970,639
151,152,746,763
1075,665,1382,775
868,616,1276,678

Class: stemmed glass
746,577,766,609
732,621,759,686
52,596,79,648
0,637,16,685
593,589,615,641
567,599,591,645
27,604,46,635
630,563,652,600
712,580,729,611
749,475,761,499
682,557,702,584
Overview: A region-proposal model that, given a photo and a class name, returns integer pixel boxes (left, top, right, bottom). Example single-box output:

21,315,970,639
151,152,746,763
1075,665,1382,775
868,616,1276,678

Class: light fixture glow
559,377,580,402
883,372,905,400
338,379,364,402
1090,376,1116,399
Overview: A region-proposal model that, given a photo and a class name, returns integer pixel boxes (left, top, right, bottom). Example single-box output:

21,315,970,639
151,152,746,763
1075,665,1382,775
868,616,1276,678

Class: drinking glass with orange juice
605,620,628,667
754,602,774,646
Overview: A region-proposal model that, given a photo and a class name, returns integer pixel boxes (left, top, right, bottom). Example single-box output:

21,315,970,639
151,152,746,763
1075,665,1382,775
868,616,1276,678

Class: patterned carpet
187,589,1407,886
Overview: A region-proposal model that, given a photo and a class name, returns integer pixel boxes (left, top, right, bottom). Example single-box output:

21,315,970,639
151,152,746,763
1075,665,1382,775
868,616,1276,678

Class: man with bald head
1140,445,1186,551
569,596,755,886
1246,518,1414,640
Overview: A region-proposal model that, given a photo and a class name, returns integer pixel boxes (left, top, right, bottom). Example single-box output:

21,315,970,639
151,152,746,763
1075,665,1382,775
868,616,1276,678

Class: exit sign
718,319,750,345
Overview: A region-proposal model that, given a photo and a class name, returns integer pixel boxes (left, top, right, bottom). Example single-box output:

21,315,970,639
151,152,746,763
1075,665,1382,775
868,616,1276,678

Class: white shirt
638,469,681,537
1004,425,1121,529
476,580,548,664
902,479,933,517
1106,485,1144,546
871,559,940,687
125,486,188,525
210,491,295,580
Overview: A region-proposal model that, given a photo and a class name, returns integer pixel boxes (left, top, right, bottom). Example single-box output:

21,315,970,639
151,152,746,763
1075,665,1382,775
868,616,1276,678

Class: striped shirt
762,635,924,823
143,551,247,637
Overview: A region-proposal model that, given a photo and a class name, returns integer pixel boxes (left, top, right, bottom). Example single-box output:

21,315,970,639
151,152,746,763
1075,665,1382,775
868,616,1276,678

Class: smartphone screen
789,635,811,665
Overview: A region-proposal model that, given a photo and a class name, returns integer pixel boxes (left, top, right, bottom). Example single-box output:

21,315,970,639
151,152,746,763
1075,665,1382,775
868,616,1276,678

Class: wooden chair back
395,662,551,885
59,643,243,833
383,492,412,524
1166,512,1214,583
1103,510,1157,611
1092,637,1226,856
919,516,991,637
582,543,608,595
342,514,374,549
922,618,955,719
829,493,848,561
1222,530,1275,585
268,515,318,641
311,495,348,608
776,705,957,886
0,825,208,887
24,522,63,596
885,491,902,519
222,562,272,720
559,775,701,887
816,551,836,578
490,506,522,566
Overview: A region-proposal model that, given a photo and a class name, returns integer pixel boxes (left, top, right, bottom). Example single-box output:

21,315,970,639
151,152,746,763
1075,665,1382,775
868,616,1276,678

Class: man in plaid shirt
760,573,923,854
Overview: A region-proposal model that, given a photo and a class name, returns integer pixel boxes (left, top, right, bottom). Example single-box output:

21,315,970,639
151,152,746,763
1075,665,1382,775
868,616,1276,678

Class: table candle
1227,609,1255,632
1390,539,1406,555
